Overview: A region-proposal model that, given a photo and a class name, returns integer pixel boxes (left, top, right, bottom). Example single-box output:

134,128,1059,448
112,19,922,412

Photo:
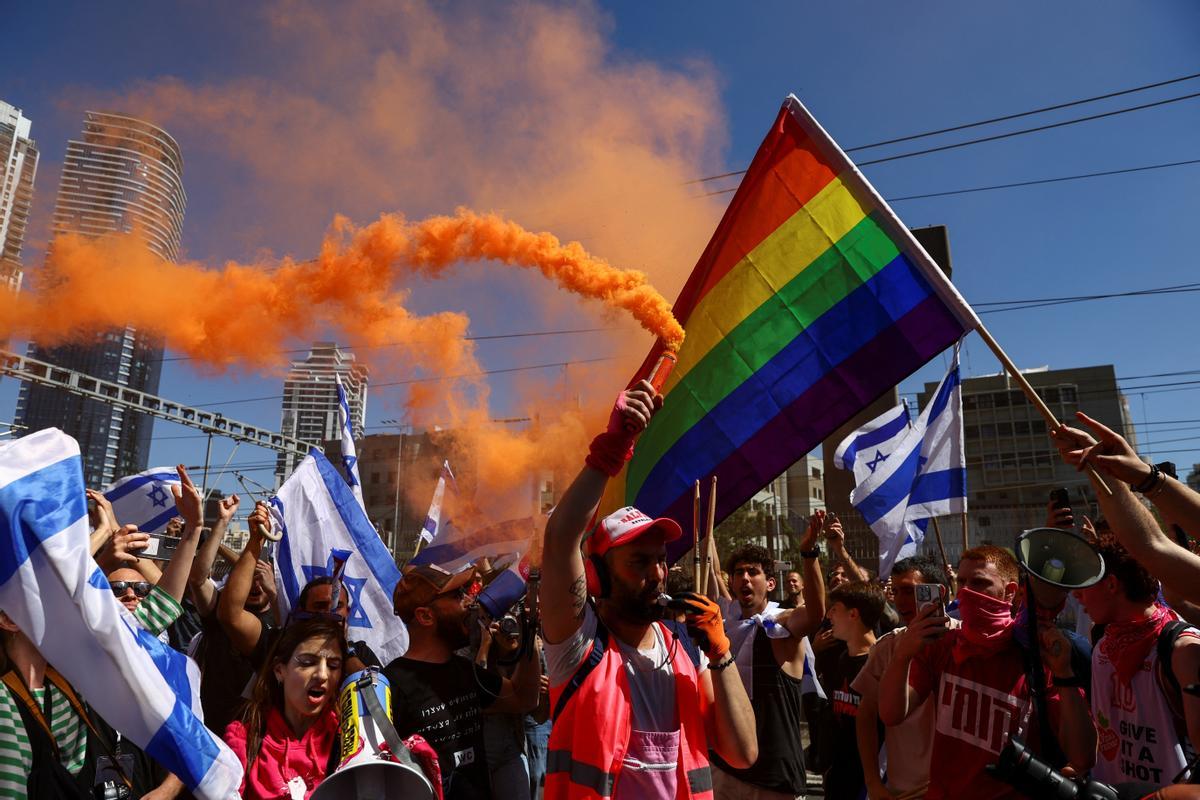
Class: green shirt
0,586,182,797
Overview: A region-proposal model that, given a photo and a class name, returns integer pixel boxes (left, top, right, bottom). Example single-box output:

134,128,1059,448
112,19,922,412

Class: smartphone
1049,488,1070,510
141,532,181,562
915,583,946,615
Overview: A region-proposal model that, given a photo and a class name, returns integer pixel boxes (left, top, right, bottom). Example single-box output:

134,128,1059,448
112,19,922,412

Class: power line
884,157,1200,203
855,89,1200,167
687,71,1200,186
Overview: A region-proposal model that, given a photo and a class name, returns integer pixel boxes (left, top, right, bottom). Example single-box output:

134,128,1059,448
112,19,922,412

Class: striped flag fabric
335,374,364,509
833,402,910,488
272,448,409,663
800,636,826,700
604,94,979,559
103,467,182,534
419,460,456,545
410,516,537,573
0,429,242,799
850,346,967,577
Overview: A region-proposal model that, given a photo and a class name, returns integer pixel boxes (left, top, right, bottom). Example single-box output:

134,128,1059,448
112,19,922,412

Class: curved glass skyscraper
16,112,187,487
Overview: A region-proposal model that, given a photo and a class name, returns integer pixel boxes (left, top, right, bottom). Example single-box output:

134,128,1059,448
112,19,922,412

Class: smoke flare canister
625,350,677,433
646,351,678,394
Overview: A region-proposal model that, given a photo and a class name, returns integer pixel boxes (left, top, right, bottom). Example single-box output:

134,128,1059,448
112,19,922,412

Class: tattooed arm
540,380,659,645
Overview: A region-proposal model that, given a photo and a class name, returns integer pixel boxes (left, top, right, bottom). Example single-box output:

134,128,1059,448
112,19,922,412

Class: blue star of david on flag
301,550,372,629
146,484,170,508
866,450,888,474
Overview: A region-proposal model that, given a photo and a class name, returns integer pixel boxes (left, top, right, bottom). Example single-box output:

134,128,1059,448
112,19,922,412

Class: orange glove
670,592,731,661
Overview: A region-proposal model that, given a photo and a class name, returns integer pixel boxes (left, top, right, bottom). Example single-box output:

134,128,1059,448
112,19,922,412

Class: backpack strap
551,615,609,724
1156,621,1195,726
42,667,133,792
1,670,59,759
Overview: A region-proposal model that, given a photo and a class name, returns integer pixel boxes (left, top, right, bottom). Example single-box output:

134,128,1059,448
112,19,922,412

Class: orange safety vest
545,617,714,799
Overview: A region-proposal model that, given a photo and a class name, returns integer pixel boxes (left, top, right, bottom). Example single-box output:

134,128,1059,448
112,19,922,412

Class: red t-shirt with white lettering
908,630,1074,800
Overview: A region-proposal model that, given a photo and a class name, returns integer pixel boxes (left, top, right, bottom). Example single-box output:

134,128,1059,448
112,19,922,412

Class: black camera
93,753,135,799
988,736,1119,799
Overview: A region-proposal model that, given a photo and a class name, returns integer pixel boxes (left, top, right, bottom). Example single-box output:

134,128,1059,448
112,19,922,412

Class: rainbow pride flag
606,95,979,558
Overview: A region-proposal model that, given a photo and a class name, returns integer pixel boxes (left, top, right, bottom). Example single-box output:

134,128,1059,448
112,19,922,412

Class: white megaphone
310,669,436,800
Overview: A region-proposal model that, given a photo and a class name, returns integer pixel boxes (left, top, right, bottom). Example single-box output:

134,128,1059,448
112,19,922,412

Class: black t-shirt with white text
816,644,873,798
384,654,501,800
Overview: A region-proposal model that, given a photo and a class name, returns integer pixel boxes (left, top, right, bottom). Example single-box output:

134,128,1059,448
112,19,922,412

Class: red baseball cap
586,506,682,557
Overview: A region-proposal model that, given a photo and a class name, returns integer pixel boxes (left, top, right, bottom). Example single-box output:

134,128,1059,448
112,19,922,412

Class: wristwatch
799,546,821,559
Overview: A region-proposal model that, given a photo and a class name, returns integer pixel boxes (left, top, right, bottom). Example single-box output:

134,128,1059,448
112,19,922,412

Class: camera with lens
93,753,136,799
498,614,521,638
988,736,1119,799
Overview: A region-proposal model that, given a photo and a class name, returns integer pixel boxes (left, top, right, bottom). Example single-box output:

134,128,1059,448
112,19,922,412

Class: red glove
585,393,638,477
670,592,731,661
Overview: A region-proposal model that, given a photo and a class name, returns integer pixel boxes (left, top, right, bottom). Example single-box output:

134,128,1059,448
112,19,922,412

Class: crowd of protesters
7,377,1200,799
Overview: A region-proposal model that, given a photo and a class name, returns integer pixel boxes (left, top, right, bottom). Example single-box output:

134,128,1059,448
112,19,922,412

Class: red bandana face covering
1100,603,1174,685
953,586,1015,664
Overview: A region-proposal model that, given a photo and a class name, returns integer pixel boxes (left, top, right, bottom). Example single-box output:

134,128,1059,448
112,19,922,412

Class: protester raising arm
826,515,869,583
155,465,205,603
877,602,948,726
1053,413,1200,601
86,488,119,557
188,493,239,617
540,379,659,645
782,510,826,639
218,501,272,656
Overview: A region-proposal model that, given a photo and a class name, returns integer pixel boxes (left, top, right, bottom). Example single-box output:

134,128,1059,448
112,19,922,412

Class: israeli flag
335,374,364,510
833,403,910,488
419,460,456,545
272,448,408,663
0,430,241,799
410,516,537,573
800,636,826,700
103,467,182,533
848,344,967,578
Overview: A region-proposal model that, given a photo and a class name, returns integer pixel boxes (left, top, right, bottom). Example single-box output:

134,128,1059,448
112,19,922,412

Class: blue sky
4,1,1199,502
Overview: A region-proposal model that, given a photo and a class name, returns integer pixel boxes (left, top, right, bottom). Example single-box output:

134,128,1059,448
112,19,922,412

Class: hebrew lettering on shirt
935,673,1027,754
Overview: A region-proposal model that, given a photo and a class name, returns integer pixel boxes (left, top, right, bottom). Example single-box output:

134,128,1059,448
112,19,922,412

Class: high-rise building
15,112,186,488
0,102,38,293
276,343,369,481
917,363,1136,557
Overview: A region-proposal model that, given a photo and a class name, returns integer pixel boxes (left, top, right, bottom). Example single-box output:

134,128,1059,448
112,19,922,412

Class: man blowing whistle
540,378,757,800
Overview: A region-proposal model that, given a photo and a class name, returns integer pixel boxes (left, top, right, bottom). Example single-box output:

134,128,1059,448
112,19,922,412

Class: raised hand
253,560,278,606
217,493,240,525
111,524,151,564
617,379,662,434
798,509,824,552
170,464,204,528
1053,412,1150,486
85,489,119,535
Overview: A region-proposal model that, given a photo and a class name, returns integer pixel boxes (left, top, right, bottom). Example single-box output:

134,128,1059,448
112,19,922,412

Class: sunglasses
110,581,152,598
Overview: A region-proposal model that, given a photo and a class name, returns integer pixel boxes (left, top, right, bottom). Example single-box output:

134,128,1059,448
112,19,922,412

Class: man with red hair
879,545,1096,799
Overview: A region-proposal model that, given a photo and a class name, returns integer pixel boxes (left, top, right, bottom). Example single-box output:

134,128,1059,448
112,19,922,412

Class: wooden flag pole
930,517,951,577
704,475,718,591
693,480,702,592
973,323,1111,496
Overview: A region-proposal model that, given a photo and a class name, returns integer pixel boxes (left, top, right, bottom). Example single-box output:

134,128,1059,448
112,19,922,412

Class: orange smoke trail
0,209,682,365
328,208,685,349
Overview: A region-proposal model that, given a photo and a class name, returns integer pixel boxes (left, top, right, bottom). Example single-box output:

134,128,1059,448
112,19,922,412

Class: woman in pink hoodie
225,617,346,800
